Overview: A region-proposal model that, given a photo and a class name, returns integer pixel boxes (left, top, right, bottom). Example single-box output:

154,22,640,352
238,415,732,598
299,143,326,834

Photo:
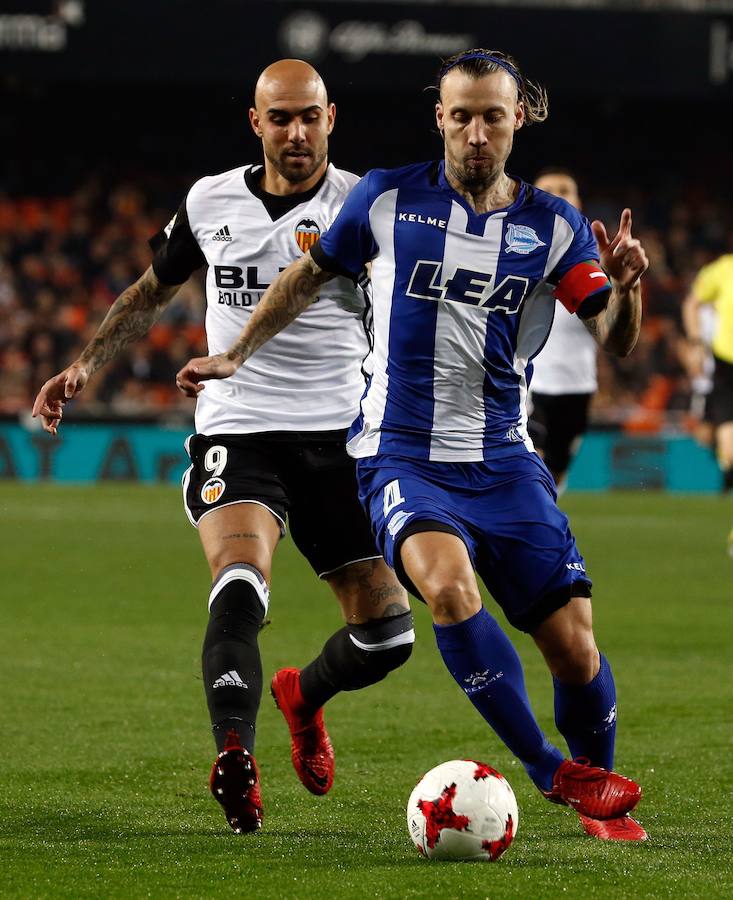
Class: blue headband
439,52,522,88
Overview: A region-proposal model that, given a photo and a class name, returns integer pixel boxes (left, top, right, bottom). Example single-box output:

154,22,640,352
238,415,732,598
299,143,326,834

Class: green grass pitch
0,483,731,899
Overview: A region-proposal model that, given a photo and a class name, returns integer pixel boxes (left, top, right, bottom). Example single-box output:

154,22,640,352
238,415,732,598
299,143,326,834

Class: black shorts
710,356,733,425
528,392,592,477
183,430,379,578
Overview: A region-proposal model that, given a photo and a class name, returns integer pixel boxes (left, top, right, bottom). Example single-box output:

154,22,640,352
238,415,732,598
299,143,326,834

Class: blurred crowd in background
1,171,731,432
0,177,206,422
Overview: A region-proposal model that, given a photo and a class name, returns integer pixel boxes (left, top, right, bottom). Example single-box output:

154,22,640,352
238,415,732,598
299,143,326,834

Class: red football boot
271,667,334,795
209,729,263,833
579,813,648,841
544,758,642,819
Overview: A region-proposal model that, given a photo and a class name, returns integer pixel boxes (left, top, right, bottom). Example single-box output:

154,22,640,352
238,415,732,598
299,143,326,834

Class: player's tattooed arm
228,253,334,364
584,208,647,357
582,281,643,357
175,252,337,396
79,267,180,375
32,266,181,434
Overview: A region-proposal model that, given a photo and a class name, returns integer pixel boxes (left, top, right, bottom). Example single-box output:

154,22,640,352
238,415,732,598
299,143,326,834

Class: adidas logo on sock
212,225,232,242
213,670,248,689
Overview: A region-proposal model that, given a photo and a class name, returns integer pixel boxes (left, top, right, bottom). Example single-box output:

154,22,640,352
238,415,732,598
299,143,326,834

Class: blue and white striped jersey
311,160,610,463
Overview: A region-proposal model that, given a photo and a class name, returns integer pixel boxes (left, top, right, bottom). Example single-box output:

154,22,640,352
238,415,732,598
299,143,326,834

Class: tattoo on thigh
222,532,260,540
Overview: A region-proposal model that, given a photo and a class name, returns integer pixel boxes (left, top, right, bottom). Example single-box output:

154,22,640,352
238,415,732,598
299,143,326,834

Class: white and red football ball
407,759,519,861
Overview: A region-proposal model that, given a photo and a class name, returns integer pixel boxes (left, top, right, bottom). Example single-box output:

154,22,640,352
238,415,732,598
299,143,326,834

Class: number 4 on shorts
383,479,405,517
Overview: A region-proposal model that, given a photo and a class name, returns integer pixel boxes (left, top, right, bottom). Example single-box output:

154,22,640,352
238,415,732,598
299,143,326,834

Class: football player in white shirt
32,59,412,835
528,168,598,491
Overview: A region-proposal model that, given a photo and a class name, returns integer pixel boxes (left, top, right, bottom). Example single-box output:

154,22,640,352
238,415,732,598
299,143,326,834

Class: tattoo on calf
360,602,410,625
369,584,404,607
379,600,411,618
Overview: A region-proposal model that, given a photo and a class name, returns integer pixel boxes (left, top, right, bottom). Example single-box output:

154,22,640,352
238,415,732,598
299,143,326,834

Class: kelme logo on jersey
295,218,321,253
504,223,546,255
201,477,226,505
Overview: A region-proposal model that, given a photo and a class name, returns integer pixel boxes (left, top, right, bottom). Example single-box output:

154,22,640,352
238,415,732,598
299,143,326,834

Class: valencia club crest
295,218,321,253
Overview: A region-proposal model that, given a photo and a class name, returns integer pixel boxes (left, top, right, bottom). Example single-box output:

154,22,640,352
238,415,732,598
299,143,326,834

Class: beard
449,156,502,193
266,144,327,184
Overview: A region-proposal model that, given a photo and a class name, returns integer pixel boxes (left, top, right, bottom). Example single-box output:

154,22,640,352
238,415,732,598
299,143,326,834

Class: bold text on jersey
405,260,530,312
214,265,321,307
215,265,287,308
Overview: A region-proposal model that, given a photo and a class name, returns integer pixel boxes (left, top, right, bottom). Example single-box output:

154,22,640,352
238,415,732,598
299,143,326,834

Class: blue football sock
553,653,617,770
433,607,564,792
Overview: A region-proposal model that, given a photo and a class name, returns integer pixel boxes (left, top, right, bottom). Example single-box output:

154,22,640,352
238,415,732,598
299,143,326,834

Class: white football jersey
530,295,598,395
151,163,370,435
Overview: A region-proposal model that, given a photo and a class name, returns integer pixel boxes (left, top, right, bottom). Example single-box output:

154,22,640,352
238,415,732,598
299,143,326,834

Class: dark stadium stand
2,1,732,435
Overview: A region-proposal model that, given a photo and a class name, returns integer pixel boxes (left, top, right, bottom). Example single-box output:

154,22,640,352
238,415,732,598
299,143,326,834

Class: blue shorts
356,450,591,633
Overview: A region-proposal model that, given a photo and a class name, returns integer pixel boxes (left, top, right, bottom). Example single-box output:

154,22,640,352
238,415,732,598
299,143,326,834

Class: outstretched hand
591,208,648,291
175,353,240,397
31,362,89,435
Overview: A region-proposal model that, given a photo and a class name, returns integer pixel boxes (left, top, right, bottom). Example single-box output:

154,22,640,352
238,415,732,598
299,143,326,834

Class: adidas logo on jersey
212,225,232,242
213,670,247,689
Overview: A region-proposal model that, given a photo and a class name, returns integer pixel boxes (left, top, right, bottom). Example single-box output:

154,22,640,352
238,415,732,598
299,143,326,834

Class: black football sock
299,611,414,710
202,564,269,754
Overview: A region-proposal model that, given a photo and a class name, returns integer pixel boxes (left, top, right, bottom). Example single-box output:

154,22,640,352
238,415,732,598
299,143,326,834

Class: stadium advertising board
0,423,721,491
0,423,190,483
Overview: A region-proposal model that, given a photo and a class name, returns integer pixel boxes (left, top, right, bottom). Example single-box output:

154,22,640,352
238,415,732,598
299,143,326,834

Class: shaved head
254,59,328,110
249,59,334,193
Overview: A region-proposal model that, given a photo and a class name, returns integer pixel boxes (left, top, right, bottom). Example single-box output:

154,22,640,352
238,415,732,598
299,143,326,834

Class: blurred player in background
683,252,733,551
32,60,413,834
177,49,649,841
683,302,717,454
528,168,597,492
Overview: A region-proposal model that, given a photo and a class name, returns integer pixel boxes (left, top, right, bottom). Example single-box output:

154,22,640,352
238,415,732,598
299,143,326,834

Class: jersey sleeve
149,196,206,285
310,173,378,281
691,259,722,303
549,216,611,319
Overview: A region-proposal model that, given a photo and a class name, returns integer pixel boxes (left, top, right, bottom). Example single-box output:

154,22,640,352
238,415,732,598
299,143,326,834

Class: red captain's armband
553,261,610,314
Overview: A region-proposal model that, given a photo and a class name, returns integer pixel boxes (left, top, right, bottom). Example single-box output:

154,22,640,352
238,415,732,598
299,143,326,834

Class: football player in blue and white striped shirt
178,49,650,842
